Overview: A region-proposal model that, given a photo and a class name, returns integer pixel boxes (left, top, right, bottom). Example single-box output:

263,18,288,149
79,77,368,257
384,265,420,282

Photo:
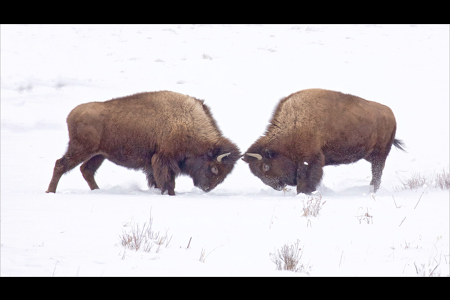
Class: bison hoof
161,189,176,196
369,185,379,193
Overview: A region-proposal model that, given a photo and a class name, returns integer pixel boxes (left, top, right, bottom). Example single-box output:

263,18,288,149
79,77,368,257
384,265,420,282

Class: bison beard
46,91,240,196
243,89,405,194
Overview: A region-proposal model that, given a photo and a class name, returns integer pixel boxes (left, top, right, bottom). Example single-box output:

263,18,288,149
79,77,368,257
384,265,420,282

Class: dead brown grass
119,213,172,253
302,193,326,217
396,169,450,191
270,239,311,273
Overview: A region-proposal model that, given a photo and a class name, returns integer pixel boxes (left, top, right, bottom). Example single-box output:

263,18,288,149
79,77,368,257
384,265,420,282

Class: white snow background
1,24,448,276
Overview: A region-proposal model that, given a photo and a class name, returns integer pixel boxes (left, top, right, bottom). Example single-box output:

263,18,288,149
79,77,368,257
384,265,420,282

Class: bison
242,89,405,194
46,91,241,196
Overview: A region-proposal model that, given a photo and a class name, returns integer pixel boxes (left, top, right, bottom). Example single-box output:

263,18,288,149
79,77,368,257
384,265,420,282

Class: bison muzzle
46,91,241,196
242,89,405,194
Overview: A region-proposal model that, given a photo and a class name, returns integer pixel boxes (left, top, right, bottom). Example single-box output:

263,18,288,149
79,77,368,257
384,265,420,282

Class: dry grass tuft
202,53,213,60
356,207,373,224
199,248,206,263
397,173,428,190
270,240,311,273
397,169,450,191
302,193,326,217
434,168,450,190
119,213,172,253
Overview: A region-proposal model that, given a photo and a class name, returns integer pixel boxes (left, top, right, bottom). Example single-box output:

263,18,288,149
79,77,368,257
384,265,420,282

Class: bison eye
211,166,219,175
263,164,270,172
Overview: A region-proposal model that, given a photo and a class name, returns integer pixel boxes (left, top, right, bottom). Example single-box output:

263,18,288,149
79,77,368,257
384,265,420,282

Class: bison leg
163,177,176,196
46,140,99,193
296,153,325,195
369,158,386,193
145,168,157,189
46,157,69,193
46,153,89,193
80,154,105,190
365,149,389,193
151,154,180,196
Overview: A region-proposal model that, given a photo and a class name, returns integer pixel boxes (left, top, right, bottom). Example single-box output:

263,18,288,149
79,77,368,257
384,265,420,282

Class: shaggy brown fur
242,89,405,194
46,91,240,195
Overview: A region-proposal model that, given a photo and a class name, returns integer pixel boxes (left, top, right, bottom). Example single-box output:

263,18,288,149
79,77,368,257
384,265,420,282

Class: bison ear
264,149,273,159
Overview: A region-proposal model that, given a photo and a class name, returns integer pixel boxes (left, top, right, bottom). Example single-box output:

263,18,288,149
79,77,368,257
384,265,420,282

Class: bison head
183,143,240,192
242,148,297,191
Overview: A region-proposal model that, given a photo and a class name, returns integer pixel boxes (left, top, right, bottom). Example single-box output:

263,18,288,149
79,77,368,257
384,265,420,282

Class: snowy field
1,24,449,276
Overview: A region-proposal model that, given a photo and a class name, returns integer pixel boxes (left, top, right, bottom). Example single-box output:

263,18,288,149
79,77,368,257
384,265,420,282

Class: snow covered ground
1,24,448,276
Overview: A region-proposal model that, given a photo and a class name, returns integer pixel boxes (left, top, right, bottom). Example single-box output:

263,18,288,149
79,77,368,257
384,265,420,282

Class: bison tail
393,139,406,152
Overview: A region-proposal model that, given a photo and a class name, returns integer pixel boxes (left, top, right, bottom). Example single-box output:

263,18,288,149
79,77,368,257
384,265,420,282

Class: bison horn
217,152,231,163
245,153,262,160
